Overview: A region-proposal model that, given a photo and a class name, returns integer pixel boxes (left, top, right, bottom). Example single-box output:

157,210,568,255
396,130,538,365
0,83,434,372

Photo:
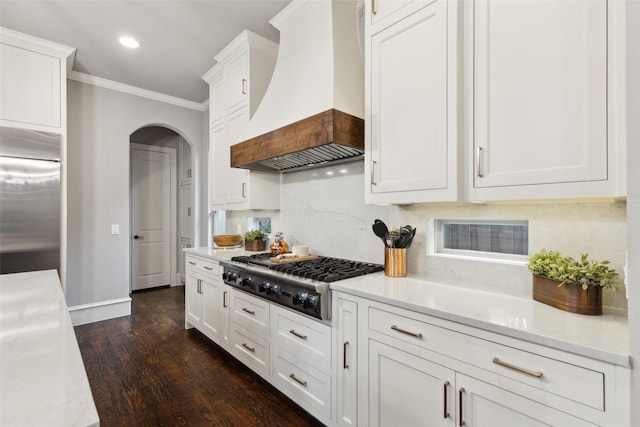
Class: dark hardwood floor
74,286,325,427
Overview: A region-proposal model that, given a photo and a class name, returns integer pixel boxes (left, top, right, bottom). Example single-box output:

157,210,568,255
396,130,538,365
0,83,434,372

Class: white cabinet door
185,263,202,328
457,374,595,427
0,43,61,128
210,75,225,124
224,107,250,206
470,0,610,199
209,122,227,209
336,296,358,427
366,0,459,204
368,339,454,427
220,285,231,348
201,276,223,342
224,50,248,113
180,183,192,240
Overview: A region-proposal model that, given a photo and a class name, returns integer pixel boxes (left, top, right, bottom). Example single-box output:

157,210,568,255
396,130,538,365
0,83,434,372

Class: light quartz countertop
185,246,630,367
0,270,99,427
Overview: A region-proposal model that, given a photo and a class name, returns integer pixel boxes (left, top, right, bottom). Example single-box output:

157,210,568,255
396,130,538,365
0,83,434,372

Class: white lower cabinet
229,289,271,378
457,373,594,427
332,291,629,427
335,295,358,426
270,305,334,424
184,255,229,347
368,339,454,427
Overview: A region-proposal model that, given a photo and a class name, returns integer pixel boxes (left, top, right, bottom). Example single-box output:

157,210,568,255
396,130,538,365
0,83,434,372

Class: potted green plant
244,230,267,252
528,249,620,315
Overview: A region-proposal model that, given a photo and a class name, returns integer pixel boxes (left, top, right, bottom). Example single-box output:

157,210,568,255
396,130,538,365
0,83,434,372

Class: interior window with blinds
432,220,529,262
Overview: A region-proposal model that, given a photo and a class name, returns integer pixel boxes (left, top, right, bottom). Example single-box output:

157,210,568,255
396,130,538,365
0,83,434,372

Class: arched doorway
129,125,194,291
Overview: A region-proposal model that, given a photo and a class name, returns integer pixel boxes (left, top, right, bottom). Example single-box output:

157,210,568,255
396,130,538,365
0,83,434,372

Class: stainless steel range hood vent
231,0,364,172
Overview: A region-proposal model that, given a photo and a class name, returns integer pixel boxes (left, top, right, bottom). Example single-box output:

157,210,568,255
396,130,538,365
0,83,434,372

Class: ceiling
0,0,291,105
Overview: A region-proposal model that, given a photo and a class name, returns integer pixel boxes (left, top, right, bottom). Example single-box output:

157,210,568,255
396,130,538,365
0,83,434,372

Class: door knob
133,235,144,240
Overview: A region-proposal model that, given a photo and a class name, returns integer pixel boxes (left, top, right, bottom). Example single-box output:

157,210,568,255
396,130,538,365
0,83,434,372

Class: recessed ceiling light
119,36,139,49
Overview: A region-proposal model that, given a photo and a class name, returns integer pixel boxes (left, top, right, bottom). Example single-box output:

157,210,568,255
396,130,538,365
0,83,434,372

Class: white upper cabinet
365,0,460,204
365,0,626,205
209,73,225,125
202,30,280,211
224,49,248,113
0,28,74,131
466,0,626,201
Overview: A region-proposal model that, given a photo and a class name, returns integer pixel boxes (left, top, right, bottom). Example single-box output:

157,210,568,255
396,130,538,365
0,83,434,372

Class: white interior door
131,144,176,291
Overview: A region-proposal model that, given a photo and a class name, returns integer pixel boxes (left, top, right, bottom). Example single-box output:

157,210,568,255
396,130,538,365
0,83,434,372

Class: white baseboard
68,297,132,326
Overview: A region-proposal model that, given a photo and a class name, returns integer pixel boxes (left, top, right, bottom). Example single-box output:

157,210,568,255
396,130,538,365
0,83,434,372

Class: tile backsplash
226,162,627,312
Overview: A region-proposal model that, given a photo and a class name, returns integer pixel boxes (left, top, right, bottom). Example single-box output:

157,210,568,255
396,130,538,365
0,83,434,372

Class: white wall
627,0,640,422
66,80,207,322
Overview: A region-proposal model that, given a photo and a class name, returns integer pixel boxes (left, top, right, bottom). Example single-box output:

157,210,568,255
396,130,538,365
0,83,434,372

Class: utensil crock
384,248,407,277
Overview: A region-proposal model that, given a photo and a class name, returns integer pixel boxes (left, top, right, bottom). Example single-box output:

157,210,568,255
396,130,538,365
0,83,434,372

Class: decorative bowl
213,234,242,247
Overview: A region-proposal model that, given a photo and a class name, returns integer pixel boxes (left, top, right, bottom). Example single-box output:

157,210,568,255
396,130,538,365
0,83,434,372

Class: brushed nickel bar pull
443,380,450,419
223,291,228,308
371,0,377,15
459,387,465,426
289,373,307,386
188,261,196,266
289,329,307,340
390,324,423,338
476,146,484,178
493,357,543,378
371,160,377,185
242,343,255,353
343,341,349,369
204,266,213,271
241,182,247,198
197,279,202,294
241,78,247,95
242,307,255,315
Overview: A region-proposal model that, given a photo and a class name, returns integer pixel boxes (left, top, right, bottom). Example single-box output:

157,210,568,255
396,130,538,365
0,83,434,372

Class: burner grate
270,257,383,283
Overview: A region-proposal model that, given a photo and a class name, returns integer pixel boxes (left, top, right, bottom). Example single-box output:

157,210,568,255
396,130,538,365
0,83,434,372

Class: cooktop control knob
227,272,238,283
242,278,254,289
268,284,281,297
259,282,271,293
293,292,308,305
222,272,228,281
305,295,319,311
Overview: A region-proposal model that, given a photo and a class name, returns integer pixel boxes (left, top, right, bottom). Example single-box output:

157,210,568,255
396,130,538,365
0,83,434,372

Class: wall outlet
111,224,120,235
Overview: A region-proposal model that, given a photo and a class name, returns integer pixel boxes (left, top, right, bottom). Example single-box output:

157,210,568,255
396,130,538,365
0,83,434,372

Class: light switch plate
111,224,120,235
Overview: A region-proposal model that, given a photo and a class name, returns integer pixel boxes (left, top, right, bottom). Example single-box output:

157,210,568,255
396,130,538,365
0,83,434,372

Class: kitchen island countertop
185,246,629,367
0,270,99,427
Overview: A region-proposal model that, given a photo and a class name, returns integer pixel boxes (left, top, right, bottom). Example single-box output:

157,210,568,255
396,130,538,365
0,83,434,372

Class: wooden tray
269,254,318,263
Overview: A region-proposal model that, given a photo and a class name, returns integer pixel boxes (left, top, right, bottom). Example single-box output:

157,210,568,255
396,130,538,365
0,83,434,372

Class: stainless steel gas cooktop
220,253,383,321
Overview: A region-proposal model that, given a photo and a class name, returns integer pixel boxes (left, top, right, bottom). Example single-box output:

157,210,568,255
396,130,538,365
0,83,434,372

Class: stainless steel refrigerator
0,126,61,274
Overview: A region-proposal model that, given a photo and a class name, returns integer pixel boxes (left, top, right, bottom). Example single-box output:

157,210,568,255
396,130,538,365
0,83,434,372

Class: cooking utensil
406,227,417,248
386,230,400,248
372,219,389,247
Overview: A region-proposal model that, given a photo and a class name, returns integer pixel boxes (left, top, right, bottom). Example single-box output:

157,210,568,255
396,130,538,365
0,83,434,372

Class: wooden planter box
532,274,602,315
244,240,265,252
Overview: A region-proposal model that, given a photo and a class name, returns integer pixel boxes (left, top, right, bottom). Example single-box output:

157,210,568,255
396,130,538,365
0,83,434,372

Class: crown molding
68,71,208,111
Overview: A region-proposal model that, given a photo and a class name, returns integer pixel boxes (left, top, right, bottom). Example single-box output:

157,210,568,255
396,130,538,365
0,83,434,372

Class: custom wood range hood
230,0,364,173
231,109,364,172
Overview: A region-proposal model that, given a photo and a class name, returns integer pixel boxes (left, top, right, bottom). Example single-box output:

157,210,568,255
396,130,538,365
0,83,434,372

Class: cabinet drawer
368,305,605,411
272,349,332,419
270,306,332,371
230,324,269,378
185,255,220,279
462,332,605,411
230,289,269,334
